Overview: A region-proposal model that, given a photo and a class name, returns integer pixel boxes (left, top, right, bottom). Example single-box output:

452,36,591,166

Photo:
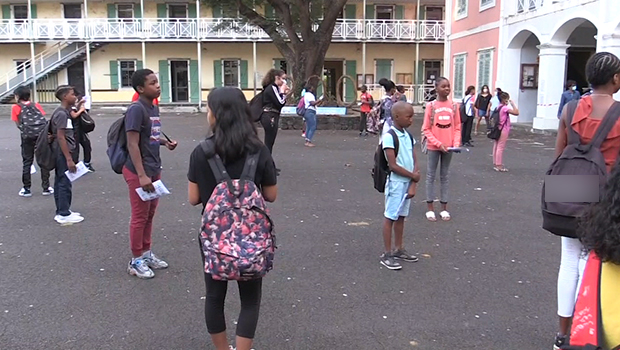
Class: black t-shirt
51,107,76,151
124,101,162,177
475,94,492,111
187,139,277,210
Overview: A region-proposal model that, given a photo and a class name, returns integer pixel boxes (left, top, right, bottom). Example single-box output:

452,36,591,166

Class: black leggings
204,273,263,339
260,111,280,154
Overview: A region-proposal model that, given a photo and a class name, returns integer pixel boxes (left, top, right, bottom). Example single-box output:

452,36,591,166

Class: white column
598,33,620,100
252,41,257,95
532,43,569,130
443,0,452,78
85,43,91,99
197,42,202,109
141,42,146,65
28,0,37,102
362,0,366,79
141,0,146,63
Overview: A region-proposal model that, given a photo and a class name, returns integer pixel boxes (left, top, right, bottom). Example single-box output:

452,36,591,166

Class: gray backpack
542,100,620,238
18,102,46,139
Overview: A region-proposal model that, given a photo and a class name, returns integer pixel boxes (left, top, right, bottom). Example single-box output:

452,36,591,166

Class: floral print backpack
199,140,276,281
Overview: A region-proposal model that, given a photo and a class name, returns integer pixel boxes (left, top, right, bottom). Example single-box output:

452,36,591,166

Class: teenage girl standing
492,92,519,172
474,85,492,134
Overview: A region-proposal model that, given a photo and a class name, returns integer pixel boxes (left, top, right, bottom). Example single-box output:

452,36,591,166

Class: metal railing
366,84,436,104
0,18,445,42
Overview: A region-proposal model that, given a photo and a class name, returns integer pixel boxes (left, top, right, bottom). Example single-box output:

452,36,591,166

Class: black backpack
106,102,147,174
541,100,620,238
486,107,503,140
34,119,56,171
372,129,411,193
18,102,47,139
249,91,264,122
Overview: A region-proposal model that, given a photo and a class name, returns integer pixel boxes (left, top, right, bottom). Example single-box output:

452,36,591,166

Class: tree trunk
286,39,333,100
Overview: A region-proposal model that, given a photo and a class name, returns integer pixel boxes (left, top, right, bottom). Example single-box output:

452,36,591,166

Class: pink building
444,0,501,101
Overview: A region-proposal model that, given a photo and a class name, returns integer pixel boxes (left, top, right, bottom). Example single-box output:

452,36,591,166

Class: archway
505,30,541,123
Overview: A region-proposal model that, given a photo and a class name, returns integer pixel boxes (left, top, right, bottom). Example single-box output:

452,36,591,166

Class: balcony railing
0,18,445,42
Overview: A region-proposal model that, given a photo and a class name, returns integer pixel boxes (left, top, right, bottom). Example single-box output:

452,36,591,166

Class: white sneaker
128,258,155,279
142,251,169,270
18,188,32,197
54,212,84,225
42,187,54,196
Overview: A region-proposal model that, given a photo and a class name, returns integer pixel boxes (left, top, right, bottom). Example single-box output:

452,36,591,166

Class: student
551,52,620,350
12,86,53,197
303,84,321,147
492,92,519,172
379,78,397,137
70,91,94,172
188,87,277,350
474,85,492,134
380,101,420,270
396,85,408,102
557,79,581,118
422,77,461,222
489,87,502,114
359,85,373,137
124,69,178,279
461,85,476,147
260,69,289,175
51,85,83,224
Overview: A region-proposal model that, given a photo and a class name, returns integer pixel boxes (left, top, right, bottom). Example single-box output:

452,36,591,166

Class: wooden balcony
0,18,445,43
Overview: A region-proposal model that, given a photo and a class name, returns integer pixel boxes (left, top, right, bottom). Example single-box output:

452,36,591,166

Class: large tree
204,0,349,96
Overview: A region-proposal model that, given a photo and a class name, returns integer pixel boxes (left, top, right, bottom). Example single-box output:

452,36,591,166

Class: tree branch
269,0,301,46
316,0,347,38
293,0,313,42
237,0,293,57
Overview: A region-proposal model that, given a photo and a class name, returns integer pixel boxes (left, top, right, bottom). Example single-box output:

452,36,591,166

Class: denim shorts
384,179,411,221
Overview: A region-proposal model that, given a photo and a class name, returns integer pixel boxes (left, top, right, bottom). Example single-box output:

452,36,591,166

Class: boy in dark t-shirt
124,69,178,279
51,85,83,225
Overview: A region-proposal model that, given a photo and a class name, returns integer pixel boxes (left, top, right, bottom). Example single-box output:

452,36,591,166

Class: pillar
597,33,620,100
252,41,257,95
532,43,569,130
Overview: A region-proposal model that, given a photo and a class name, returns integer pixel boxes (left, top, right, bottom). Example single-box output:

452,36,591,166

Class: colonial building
445,0,620,130
0,0,446,107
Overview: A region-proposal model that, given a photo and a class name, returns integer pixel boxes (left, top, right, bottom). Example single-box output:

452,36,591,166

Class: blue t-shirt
124,100,162,177
382,127,415,183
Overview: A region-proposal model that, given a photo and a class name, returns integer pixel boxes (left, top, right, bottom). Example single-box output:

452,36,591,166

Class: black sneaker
18,188,32,197
380,253,402,270
85,163,95,172
393,248,419,262
553,333,568,350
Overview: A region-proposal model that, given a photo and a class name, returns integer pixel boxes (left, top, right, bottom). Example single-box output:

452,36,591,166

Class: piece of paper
135,180,171,202
64,162,89,182
30,164,37,174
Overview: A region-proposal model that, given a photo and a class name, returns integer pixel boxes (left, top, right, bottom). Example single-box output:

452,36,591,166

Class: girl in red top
359,85,373,136
422,77,461,222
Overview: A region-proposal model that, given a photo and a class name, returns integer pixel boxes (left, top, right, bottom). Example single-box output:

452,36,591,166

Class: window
15,60,31,74
456,0,467,19
275,60,287,73
425,7,443,21
480,0,495,11
12,5,28,20
376,5,394,20
63,4,82,19
168,4,187,18
223,59,240,87
119,60,136,88
453,54,466,98
117,4,134,20
477,49,493,90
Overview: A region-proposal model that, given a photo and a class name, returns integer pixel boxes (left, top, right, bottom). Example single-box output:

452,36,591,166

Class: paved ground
0,112,561,350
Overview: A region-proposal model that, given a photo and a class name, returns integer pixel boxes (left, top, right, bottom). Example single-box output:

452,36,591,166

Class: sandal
439,210,451,221
425,211,437,222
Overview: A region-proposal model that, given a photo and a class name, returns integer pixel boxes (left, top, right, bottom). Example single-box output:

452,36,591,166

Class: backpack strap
200,139,232,184
388,129,400,157
240,152,260,182
565,100,580,145
430,101,436,125
589,101,620,149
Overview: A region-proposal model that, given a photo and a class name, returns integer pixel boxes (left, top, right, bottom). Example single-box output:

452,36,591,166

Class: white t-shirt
304,92,316,111
464,94,475,117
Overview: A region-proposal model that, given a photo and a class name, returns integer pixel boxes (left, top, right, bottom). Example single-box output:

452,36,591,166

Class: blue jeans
304,109,317,142
54,151,73,216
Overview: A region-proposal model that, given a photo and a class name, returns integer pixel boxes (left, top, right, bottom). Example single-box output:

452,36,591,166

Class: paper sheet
135,180,171,202
64,162,89,182
30,164,37,174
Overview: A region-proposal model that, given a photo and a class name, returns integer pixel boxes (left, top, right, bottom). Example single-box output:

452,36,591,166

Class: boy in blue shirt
381,102,420,270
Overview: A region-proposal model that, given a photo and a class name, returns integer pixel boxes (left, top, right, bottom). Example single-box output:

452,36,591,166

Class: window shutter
212,4,222,18
30,4,37,19
134,5,142,19
240,60,248,89
345,4,356,19
137,60,143,70
453,55,465,98
2,5,11,19
107,4,116,19
188,4,197,18
109,60,119,90
395,5,404,19
158,60,170,103
365,5,374,19
190,60,200,103
157,4,167,19
265,4,275,19
213,60,222,87
345,60,357,102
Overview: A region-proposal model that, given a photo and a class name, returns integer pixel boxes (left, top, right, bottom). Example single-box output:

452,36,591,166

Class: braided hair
586,52,620,88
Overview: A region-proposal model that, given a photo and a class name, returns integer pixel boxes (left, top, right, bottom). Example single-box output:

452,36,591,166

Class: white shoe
18,188,32,197
55,212,84,225
42,187,54,196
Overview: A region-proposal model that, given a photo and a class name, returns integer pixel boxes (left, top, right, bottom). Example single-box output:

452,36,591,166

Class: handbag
80,112,95,133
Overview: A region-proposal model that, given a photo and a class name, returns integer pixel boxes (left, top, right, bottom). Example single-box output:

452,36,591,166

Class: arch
550,16,599,43
508,29,542,49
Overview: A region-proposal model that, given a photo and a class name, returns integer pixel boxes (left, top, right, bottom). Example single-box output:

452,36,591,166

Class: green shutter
109,60,119,90
365,5,374,19
345,4,356,19
188,4,197,18
345,60,357,102
2,5,10,19
240,60,248,89
212,4,222,18
157,4,167,19
419,6,425,20
213,60,222,87
134,4,142,19
265,4,275,18
137,60,143,70
190,60,199,103
375,59,392,80
30,4,37,19
417,61,424,84
158,60,170,103
395,5,404,19
107,4,116,19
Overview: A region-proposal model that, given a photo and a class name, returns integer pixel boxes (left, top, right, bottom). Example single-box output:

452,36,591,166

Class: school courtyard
1,112,560,349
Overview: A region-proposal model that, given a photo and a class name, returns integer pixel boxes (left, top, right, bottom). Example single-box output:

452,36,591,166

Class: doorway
567,49,595,94
323,60,343,100
170,60,189,102
424,60,441,85
67,61,85,95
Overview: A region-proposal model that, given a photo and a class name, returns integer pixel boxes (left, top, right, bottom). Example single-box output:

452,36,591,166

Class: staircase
0,42,105,103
